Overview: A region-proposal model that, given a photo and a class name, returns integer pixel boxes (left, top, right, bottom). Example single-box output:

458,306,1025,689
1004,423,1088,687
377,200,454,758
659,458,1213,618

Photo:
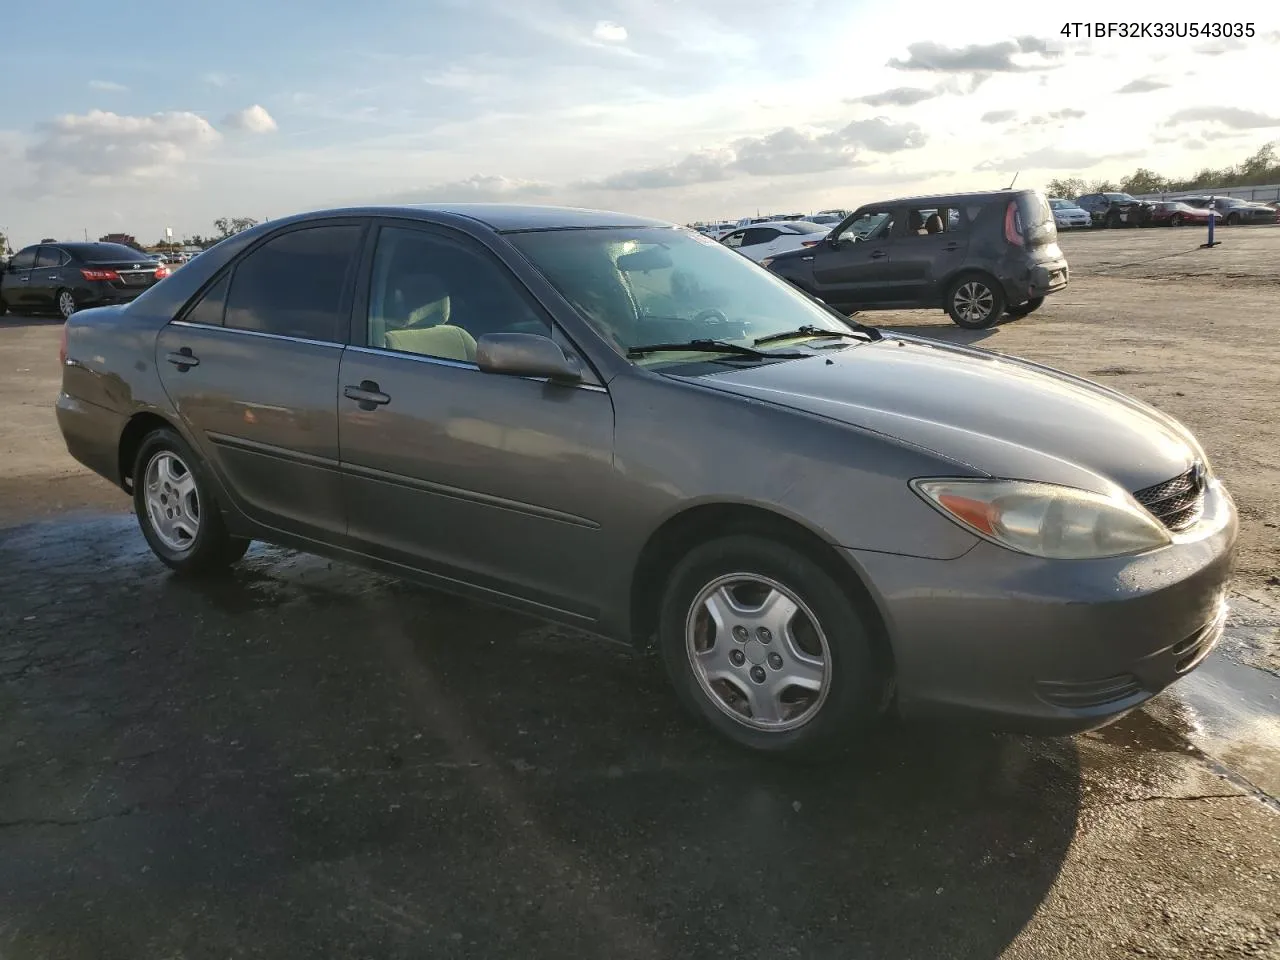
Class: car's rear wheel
946,273,1005,329
1170,214,1183,227
133,427,249,575
1226,212,1241,226
56,289,77,319
1105,212,1122,229
657,534,887,757
1006,296,1045,319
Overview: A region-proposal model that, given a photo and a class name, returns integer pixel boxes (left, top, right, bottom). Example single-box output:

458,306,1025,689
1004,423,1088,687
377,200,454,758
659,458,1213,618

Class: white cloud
223,104,279,134
975,145,1137,174
592,20,628,43
88,80,128,93
381,173,555,203
1165,107,1280,131
202,72,233,87
25,110,221,186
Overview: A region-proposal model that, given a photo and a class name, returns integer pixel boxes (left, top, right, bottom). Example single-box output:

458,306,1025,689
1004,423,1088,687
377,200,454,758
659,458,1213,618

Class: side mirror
475,332,583,383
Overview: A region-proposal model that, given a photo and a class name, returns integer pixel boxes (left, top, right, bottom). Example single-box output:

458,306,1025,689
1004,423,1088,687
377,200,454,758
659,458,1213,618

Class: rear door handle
166,347,199,370
943,244,959,252
344,380,390,410
47,275,59,280
870,250,887,259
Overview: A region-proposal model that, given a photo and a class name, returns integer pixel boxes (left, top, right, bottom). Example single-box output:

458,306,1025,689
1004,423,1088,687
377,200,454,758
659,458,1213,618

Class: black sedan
0,242,171,319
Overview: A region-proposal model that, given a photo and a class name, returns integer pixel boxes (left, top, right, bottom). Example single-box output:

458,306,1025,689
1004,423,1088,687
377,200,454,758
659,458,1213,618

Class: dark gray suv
55,204,1233,757
766,190,1069,329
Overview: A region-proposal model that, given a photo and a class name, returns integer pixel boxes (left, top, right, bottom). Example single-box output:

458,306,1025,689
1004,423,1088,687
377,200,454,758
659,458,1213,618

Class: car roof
262,203,673,233
855,189,1037,208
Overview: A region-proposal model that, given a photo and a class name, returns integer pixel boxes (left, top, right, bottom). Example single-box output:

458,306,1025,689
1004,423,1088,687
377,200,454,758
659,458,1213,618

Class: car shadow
1,311,63,328
879,319,1009,347
2,521,1080,960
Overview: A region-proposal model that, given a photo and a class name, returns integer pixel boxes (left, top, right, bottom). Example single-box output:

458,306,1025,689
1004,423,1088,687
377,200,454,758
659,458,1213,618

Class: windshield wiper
754,322,879,346
626,339,805,360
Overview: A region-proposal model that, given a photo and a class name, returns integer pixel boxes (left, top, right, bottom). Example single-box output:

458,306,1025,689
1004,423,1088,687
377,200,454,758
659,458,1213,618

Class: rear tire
657,534,888,758
132,427,249,576
1106,212,1122,229
56,289,77,320
946,273,1006,329
1226,212,1240,226
1005,296,1045,319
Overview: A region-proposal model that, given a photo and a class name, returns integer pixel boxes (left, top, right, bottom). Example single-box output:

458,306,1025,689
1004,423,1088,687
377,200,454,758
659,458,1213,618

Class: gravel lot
1,224,1277,959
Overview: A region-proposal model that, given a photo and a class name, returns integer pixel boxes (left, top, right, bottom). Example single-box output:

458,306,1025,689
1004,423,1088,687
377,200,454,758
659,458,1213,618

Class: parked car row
53,201,1233,756
1070,192,1278,228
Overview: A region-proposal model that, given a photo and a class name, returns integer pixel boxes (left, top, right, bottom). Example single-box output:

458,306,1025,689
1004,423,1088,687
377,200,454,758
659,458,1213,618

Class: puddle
1151,595,1280,800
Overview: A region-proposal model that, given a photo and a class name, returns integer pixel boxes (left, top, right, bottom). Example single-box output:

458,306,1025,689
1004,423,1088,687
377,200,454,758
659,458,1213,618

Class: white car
1049,198,1091,229
720,220,832,263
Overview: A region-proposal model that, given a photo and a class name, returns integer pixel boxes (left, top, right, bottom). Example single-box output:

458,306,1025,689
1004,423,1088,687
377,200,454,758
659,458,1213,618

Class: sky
1,0,1276,246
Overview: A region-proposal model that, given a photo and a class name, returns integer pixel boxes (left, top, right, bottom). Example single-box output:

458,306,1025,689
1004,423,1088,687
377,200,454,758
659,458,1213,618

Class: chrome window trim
169,318,342,350
345,344,608,393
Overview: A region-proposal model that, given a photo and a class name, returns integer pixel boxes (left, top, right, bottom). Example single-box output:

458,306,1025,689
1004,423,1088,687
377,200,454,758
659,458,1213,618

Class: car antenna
1005,171,1020,190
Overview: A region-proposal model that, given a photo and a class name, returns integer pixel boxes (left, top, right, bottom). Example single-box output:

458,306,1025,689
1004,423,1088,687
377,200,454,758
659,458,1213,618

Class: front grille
1133,466,1206,532
1036,673,1143,709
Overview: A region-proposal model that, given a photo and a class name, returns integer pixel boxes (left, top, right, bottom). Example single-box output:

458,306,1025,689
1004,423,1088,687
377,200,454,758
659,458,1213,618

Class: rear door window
35,247,64,268
8,248,37,270
182,274,230,327
224,224,363,342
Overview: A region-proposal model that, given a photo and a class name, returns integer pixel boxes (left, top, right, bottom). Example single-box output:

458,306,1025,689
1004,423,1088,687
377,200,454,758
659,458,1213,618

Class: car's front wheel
657,534,888,756
1225,212,1241,226
1006,296,1045,319
133,427,249,575
946,273,1006,329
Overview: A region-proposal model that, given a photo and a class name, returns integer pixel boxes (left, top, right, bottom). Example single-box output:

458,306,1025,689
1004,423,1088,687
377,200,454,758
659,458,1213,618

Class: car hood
689,335,1200,495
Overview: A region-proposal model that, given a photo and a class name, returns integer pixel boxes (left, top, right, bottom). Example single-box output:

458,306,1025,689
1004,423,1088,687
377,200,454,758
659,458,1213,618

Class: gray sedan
55,204,1236,756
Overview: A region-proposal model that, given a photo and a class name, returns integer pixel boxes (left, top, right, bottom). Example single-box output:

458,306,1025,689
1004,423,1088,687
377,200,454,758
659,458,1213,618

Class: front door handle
166,347,199,370
47,275,59,280
943,244,959,252
344,380,390,411
870,250,887,259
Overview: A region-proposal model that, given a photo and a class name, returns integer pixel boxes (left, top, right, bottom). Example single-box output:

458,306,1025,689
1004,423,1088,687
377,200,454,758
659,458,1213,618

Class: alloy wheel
685,573,831,731
58,291,77,319
143,451,201,552
953,281,994,325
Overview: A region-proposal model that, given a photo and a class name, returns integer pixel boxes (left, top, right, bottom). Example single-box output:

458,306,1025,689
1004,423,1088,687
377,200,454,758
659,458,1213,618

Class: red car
1148,201,1212,227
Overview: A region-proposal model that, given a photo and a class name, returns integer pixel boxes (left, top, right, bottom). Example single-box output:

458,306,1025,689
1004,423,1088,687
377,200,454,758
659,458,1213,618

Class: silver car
55,204,1236,756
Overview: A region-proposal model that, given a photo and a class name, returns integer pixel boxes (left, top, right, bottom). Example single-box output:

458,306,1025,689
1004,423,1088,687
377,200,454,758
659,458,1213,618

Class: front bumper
847,479,1237,734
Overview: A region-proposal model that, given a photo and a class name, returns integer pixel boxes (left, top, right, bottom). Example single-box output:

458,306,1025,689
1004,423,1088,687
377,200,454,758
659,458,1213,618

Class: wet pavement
2,514,1278,959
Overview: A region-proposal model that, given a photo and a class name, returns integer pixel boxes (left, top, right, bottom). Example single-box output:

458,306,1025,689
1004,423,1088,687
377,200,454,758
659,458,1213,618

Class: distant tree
213,217,259,239
1119,167,1167,195
0,231,11,256
1045,177,1087,199
1086,179,1119,194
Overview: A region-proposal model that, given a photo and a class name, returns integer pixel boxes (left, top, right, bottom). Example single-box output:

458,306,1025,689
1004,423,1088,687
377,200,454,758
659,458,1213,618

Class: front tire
133,428,249,575
946,273,1006,329
56,289,77,319
657,534,888,757
1006,296,1045,319
1171,214,1183,227
1226,212,1240,226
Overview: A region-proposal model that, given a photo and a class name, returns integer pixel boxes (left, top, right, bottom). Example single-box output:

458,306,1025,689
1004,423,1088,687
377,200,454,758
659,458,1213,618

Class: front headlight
912,478,1172,560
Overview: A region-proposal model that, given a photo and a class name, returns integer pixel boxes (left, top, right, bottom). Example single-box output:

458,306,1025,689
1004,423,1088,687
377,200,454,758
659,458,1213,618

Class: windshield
507,227,858,366
1049,199,1073,210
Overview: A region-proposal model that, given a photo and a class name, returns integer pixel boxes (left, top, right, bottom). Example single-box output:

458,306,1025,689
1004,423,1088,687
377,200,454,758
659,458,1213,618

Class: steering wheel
693,308,730,327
